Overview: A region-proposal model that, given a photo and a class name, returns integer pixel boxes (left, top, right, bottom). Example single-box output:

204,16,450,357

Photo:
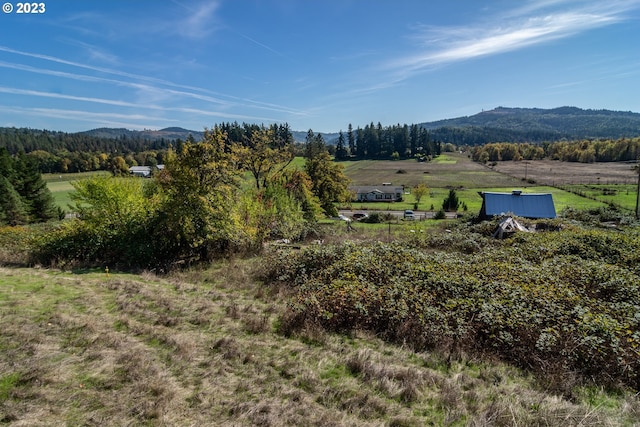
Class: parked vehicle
352,212,369,221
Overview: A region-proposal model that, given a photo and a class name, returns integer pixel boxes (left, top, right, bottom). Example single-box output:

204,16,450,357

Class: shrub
442,189,460,211
360,212,395,223
261,228,640,393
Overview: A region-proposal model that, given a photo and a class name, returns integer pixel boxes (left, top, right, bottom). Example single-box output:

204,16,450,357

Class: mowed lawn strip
43,172,110,210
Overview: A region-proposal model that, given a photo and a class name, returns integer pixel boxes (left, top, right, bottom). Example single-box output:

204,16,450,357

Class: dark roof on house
479,191,556,219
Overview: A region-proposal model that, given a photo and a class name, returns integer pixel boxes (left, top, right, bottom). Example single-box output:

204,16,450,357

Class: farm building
129,165,164,178
351,184,404,202
479,190,556,219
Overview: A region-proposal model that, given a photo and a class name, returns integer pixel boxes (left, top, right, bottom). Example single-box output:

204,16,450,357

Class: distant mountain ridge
78,107,640,145
420,106,640,145
80,127,340,144
5,106,640,149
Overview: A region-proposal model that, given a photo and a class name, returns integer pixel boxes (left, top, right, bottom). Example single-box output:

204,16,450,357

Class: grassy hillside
1,255,639,426
5,148,638,425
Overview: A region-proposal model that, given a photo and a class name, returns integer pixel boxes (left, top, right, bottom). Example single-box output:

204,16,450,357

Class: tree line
1,121,444,175
334,123,441,161
0,126,172,174
429,126,566,147
0,127,171,155
470,137,640,163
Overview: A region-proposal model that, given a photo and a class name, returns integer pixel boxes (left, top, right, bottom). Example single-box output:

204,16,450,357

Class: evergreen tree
304,130,326,160
409,124,419,157
442,189,461,212
0,148,14,180
0,175,28,226
347,123,355,157
356,127,365,158
14,154,59,222
335,131,348,160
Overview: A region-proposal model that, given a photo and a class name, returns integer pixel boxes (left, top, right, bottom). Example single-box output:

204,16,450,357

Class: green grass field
340,153,618,214
43,172,109,210
560,184,638,211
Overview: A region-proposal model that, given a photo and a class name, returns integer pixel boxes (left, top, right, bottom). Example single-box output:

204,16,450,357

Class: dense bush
359,212,395,223
261,227,640,393
27,134,320,271
561,206,639,226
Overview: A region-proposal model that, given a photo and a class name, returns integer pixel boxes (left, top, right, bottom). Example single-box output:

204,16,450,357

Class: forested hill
421,107,640,145
0,127,180,154
79,127,205,141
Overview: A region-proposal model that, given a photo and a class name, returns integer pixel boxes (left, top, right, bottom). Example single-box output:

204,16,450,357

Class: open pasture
340,153,525,188
559,184,638,211
341,153,615,213
43,172,109,210
491,158,638,186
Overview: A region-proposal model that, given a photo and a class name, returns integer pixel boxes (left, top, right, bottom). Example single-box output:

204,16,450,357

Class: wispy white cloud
172,0,221,38
0,87,284,124
0,105,172,130
232,30,288,58
58,38,121,65
0,87,139,108
0,47,309,116
386,0,639,79
0,45,182,87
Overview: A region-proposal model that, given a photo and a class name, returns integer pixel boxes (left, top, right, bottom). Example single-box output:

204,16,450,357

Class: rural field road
338,209,458,220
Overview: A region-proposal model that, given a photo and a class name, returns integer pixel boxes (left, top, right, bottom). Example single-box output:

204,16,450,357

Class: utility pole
636,155,640,219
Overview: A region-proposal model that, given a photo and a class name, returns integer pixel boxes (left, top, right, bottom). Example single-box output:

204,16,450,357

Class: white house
129,164,164,178
350,184,404,202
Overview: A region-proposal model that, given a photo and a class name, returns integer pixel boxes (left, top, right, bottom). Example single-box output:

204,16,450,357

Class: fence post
636,155,640,219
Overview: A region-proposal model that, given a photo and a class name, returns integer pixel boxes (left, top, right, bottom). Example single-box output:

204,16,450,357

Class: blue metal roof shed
479,190,556,219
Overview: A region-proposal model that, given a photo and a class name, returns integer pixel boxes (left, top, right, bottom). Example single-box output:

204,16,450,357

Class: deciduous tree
412,183,429,208
303,130,350,215
232,126,293,189
156,128,241,261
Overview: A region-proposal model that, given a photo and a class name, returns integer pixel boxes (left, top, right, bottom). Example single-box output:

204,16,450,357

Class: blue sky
1,0,639,133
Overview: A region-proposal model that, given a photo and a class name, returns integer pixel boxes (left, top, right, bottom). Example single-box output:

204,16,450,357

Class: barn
479,190,556,219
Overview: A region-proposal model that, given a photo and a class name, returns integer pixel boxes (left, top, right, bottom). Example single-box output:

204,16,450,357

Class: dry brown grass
1,263,639,426
490,158,638,185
